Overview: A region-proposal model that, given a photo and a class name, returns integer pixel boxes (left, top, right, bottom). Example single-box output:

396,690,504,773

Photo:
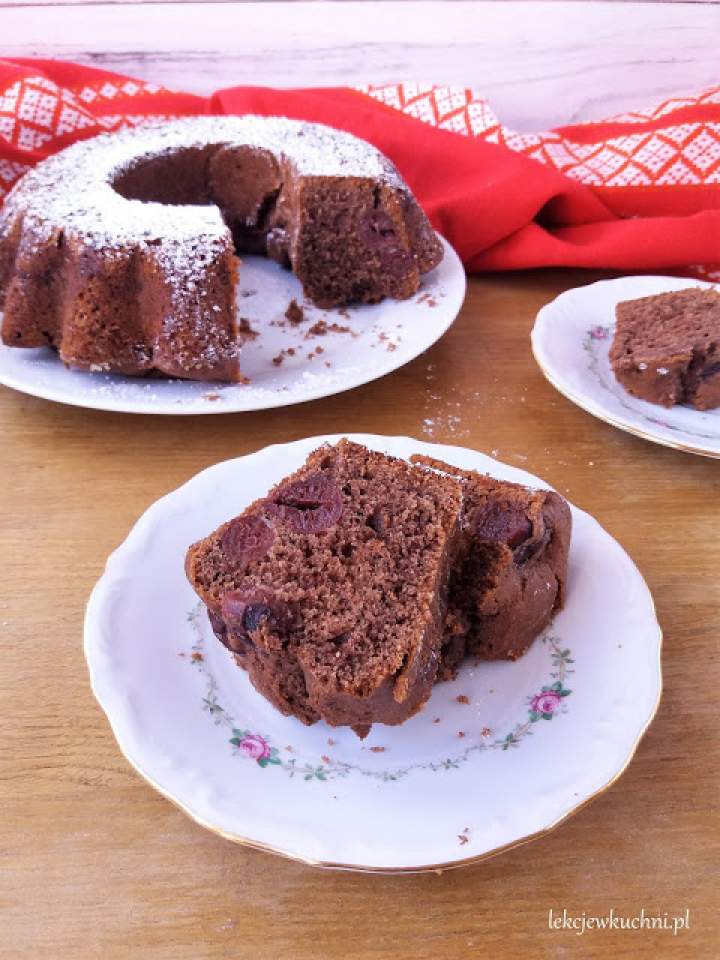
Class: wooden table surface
1,270,718,959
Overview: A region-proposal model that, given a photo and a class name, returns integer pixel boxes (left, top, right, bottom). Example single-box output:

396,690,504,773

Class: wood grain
2,1,719,129
3,1,717,6
1,270,718,959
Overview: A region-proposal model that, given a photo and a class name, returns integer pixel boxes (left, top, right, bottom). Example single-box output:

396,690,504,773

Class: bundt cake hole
112,145,219,206
112,146,288,265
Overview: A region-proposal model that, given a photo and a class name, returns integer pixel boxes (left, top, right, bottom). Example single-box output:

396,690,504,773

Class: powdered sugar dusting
0,116,412,378
3,115,400,245
0,237,464,414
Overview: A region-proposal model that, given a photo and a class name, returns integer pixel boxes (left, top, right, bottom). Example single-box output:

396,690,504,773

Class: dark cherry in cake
411,456,571,675
609,287,720,411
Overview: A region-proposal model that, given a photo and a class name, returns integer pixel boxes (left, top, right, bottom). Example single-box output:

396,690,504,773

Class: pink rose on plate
589,325,608,340
239,733,270,761
530,690,563,715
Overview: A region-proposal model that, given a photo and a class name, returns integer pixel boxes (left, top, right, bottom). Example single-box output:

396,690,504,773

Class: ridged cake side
0,117,443,381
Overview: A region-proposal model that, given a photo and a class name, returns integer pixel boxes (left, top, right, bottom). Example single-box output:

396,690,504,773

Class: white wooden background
1,1,718,130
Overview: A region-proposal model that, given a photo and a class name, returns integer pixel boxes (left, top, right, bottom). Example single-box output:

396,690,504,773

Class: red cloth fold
1,59,718,279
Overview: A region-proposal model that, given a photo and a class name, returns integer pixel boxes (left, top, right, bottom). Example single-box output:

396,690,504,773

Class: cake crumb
417,291,438,308
481,727,492,738
307,319,327,337
306,319,351,338
203,392,221,402
327,738,336,746
272,346,297,367
238,317,259,340
432,717,441,724
457,731,466,738
369,746,386,753
456,694,469,705
321,755,332,765
285,299,304,325
377,331,398,352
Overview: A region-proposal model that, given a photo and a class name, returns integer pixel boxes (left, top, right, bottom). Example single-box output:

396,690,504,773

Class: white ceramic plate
84,434,662,873
531,276,720,459
0,235,463,415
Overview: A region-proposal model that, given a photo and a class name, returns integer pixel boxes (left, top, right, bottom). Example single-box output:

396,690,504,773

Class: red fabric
1,58,718,279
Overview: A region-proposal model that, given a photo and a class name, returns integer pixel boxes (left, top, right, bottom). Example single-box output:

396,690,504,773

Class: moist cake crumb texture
186,441,573,736
186,439,463,737
410,456,571,675
609,287,720,410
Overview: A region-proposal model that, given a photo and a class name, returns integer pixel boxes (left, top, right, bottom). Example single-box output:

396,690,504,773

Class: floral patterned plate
531,276,720,459
84,434,662,872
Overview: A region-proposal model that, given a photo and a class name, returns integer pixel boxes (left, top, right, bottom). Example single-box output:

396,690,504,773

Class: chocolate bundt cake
411,456,571,675
186,440,463,736
0,117,442,382
610,287,720,411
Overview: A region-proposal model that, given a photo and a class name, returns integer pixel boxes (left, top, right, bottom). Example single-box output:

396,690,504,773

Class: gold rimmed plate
84,434,662,872
0,236,464,416
531,276,720,459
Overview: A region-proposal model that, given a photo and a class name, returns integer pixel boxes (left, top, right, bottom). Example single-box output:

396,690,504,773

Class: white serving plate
532,276,720,458
0,235,464,415
84,434,662,872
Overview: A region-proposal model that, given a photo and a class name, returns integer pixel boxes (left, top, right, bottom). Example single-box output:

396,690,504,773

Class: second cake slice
412,456,571,675
186,439,464,736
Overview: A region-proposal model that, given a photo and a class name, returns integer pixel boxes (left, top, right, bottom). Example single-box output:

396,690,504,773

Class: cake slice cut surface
186,439,464,736
0,117,443,382
609,287,720,411
411,456,571,674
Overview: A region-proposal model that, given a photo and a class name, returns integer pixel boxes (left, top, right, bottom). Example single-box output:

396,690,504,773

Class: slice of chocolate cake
186,440,464,737
411,457,571,675
609,287,720,411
